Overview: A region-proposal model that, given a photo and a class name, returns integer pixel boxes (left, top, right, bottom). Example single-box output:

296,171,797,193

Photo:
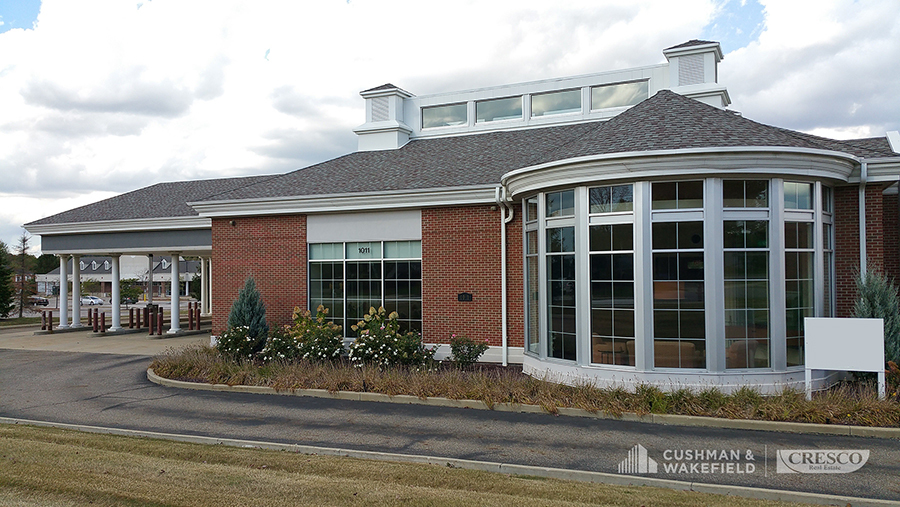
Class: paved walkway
1,325,898,504
0,324,208,355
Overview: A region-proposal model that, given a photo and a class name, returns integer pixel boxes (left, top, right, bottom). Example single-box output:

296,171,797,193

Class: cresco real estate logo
776,450,870,474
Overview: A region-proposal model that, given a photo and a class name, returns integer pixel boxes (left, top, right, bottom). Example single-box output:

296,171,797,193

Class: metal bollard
148,307,155,335
157,310,164,336
48,311,53,332
100,312,106,333
87,308,93,327
189,302,195,330
195,305,201,330
137,308,142,329
41,311,47,331
92,308,99,332
129,308,134,329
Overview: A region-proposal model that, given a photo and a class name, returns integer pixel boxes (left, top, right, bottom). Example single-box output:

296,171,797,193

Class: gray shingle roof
665,39,719,50
200,90,894,202
27,175,278,226
28,90,896,225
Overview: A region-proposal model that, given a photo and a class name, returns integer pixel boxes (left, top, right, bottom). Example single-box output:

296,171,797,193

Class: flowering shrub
348,306,435,367
449,334,489,369
215,325,262,360
261,305,343,362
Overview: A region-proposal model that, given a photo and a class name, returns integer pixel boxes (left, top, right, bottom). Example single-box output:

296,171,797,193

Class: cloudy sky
1,0,899,254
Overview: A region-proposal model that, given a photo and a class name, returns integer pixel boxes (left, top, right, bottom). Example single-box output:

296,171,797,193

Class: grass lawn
0,317,44,327
0,424,805,507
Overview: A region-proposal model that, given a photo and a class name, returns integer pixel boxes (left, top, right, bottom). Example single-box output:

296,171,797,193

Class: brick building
25,41,900,392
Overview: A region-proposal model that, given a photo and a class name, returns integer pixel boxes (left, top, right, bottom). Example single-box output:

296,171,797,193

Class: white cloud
722,0,900,134
1,0,898,253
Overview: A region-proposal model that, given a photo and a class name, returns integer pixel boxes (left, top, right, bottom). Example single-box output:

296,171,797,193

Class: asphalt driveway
0,329,898,502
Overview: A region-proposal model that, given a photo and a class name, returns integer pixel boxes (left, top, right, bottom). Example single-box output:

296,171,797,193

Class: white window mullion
633,181,653,371
705,178,724,372
814,182,825,317
575,186,591,366
769,179,787,371
537,193,548,360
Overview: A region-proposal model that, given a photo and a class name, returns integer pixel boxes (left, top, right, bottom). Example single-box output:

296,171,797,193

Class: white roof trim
188,185,497,218
24,216,211,236
887,131,900,153
502,146,861,184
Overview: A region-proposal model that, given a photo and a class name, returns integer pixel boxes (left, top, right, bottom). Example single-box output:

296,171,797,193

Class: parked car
81,296,104,305
121,296,138,305
28,296,50,306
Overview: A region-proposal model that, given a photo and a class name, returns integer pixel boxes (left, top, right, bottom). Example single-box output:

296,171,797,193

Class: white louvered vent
678,54,705,86
372,96,390,121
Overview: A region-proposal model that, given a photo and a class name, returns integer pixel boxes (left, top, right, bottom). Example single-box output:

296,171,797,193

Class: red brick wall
883,193,899,284
506,206,525,348
834,185,891,317
865,185,885,273
211,215,307,335
834,186,859,317
422,206,505,346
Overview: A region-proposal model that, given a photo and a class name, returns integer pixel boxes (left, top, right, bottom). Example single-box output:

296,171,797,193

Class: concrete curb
146,369,900,438
1,416,896,507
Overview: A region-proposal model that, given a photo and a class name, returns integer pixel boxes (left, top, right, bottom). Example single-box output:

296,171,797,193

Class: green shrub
348,306,435,367
215,325,259,360
449,334,489,369
853,269,900,363
220,276,268,359
262,305,343,362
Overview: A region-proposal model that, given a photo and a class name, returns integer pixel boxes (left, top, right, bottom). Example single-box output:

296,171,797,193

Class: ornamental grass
150,344,900,428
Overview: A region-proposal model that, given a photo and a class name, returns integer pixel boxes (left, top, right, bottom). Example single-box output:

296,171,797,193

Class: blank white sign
805,318,884,372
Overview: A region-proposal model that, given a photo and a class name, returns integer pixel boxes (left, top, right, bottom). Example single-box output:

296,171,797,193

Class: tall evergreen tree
854,269,900,363
15,233,32,318
227,275,269,343
0,242,14,318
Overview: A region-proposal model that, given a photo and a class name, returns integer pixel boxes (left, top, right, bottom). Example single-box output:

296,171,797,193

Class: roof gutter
495,185,515,367
860,160,868,277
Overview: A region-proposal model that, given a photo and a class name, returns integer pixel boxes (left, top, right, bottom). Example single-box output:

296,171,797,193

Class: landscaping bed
150,344,900,428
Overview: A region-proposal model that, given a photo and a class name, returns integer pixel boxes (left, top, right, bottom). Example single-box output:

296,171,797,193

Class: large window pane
532,89,581,117
652,181,704,210
546,190,575,218
724,219,770,369
422,103,467,128
652,220,706,368
785,223,814,367
589,185,633,213
591,81,648,110
784,182,813,210
476,96,522,123
590,223,634,366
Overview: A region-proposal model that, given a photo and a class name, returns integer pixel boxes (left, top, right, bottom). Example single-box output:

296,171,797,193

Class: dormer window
532,89,581,117
476,96,522,123
91,261,99,270
422,103,467,129
80,261,86,270
591,81,648,110
104,261,110,270
161,259,170,269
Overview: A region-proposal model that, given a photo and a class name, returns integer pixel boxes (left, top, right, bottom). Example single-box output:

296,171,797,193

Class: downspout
496,186,515,366
859,160,868,277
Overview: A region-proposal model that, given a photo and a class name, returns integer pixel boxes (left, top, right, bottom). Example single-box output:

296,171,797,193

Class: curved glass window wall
522,178,834,373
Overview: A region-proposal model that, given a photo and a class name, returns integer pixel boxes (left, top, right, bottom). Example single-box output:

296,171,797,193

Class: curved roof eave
500,146,862,197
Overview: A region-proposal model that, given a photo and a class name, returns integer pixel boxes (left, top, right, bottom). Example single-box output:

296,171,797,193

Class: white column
147,254,154,304
58,255,69,329
207,256,213,316
167,253,181,333
200,256,210,316
71,255,82,328
110,254,121,331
